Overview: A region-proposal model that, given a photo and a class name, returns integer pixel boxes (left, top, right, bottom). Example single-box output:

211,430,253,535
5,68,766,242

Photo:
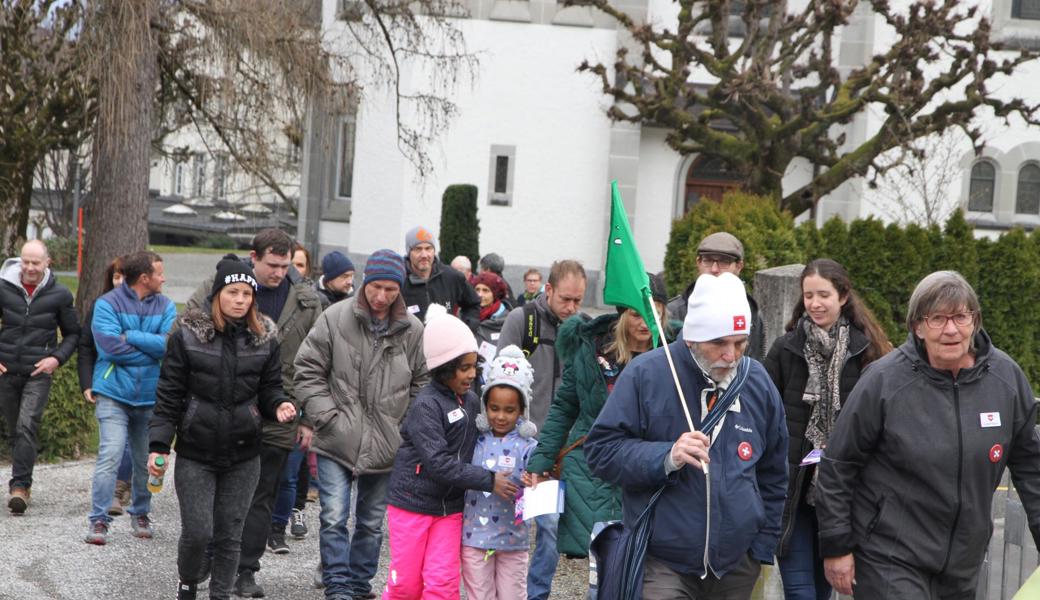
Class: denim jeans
527,513,560,600
116,442,132,482
0,373,52,490
778,501,832,600
176,455,261,599
317,455,390,598
88,395,152,523
271,442,308,526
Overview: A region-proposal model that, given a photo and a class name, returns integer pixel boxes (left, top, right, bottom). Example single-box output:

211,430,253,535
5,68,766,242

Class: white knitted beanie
476,345,538,438
682,272,752,342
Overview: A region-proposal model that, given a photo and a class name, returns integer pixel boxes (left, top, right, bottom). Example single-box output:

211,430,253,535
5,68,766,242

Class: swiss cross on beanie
476,345,538,438
683,272,752,342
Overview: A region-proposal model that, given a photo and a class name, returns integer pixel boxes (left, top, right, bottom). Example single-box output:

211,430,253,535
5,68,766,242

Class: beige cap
697,232,744,261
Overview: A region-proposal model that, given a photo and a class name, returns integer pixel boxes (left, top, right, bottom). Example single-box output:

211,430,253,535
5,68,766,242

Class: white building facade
299,0,1040,299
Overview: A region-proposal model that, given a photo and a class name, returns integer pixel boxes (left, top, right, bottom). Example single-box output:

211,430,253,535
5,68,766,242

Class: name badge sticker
800,448,824,466
447,408,464,423
498,455,516,469
407,304,421,315
980,412,1002,428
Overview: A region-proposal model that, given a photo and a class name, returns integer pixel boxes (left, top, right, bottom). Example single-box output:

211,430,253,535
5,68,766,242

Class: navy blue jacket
585,340,788,578
386,381,495,516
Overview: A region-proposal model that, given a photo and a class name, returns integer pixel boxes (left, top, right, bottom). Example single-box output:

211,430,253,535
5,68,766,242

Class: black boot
176,581,197,600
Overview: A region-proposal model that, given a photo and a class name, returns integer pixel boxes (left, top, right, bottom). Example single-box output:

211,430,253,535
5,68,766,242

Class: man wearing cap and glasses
666,232,767,360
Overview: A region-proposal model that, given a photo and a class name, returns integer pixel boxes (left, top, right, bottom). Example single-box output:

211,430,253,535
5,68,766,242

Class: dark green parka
527,313,624,558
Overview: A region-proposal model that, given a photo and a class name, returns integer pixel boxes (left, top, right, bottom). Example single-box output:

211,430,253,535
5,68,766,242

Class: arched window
1016,163,1040,214
967,161,995,212
683,155,744,214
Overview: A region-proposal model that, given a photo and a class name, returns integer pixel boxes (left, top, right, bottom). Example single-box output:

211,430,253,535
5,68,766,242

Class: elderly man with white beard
586,272,789,600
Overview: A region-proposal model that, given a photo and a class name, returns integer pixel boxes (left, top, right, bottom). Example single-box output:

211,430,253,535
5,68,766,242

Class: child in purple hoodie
462,345,539,600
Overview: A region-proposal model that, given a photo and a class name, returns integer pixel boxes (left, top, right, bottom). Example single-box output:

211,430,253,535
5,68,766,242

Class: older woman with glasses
816,271,1040,600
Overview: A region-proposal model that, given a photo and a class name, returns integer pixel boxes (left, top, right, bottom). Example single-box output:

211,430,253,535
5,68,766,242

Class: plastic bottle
148,456,166,493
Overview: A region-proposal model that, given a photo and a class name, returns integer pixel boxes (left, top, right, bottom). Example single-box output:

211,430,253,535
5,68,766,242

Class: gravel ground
0,458,596,600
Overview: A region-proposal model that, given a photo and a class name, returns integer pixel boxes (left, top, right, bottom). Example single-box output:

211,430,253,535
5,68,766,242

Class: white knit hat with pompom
476,345,537,438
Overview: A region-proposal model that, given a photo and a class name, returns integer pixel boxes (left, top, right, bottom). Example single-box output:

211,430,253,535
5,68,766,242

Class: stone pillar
753,264,805,354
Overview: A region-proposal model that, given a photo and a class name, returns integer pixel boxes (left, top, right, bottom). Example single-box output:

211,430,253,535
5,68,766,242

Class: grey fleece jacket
816,331,1040,581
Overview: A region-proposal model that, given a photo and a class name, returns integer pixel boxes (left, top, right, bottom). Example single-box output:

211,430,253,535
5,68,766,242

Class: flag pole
646,292,708,474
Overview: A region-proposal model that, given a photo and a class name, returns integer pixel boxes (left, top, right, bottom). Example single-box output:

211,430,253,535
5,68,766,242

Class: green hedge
0,356,97,462
45,237,78,271
665,191,802,295
439,184,480,266
665,196,1040,390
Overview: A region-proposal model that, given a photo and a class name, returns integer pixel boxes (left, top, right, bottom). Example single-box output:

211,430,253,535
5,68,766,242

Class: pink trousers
460,546,528,600
382,505,464,600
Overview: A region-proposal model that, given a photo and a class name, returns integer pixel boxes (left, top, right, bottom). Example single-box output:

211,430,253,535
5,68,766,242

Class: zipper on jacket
442,395,468,517
940,381,964,573
701,432,713,579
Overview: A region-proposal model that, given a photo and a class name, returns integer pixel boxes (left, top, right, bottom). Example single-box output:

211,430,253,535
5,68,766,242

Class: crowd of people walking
1,224,1039,600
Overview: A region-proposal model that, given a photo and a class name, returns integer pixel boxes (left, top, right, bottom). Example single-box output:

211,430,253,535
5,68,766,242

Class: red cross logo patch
737,442,753,461
990,444,1003,464
733,316,747,331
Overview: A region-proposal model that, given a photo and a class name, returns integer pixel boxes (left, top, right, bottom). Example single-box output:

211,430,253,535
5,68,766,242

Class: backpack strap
521,302,541,358
698,355,752,433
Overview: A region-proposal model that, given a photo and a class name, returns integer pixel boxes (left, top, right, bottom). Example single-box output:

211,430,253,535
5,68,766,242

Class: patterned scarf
801,314,849,505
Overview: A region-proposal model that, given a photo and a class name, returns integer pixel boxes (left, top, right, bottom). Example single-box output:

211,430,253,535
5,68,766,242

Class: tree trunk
0,163,33,257
76,0,158,319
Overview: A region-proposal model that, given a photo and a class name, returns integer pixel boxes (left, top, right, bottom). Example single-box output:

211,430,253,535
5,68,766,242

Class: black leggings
294,453,310,510
174,456,260,599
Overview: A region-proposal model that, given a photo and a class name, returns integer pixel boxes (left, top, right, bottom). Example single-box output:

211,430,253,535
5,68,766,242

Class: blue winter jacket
585,340,788,578
91,284,176,407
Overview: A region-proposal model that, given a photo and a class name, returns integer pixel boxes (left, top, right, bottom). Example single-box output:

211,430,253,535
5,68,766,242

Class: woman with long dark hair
764,258,891,600
79,257,129,515
148,255,296,600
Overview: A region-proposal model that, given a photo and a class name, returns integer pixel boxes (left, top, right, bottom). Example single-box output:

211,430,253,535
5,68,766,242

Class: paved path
156,252,226,305
3,457,1031,599
0,459,594,600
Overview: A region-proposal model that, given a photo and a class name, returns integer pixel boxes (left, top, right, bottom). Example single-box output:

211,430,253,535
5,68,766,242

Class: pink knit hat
423,312,478,369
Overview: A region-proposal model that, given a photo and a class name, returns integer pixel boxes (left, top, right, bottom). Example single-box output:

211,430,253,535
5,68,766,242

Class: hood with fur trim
178,308,278,347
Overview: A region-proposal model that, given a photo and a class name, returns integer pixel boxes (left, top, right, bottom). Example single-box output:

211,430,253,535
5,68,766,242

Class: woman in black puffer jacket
763,259,891,600
148,255,296,600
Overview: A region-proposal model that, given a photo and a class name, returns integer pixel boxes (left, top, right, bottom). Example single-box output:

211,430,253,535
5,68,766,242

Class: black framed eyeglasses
697,253,736,268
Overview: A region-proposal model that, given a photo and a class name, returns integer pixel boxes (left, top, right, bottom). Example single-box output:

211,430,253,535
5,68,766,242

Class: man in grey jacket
496,259,586,600
295,249,429,600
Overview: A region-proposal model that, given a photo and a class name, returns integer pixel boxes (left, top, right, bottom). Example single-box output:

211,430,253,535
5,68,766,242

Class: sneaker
233,570,265,598
177,581,198,600
85,520,109,545
290,508,307,538
8,487,30,515
130,514,154,538
267,532,289,555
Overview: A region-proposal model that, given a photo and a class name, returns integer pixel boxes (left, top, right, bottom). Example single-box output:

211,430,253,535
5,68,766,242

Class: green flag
603,181,660,347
